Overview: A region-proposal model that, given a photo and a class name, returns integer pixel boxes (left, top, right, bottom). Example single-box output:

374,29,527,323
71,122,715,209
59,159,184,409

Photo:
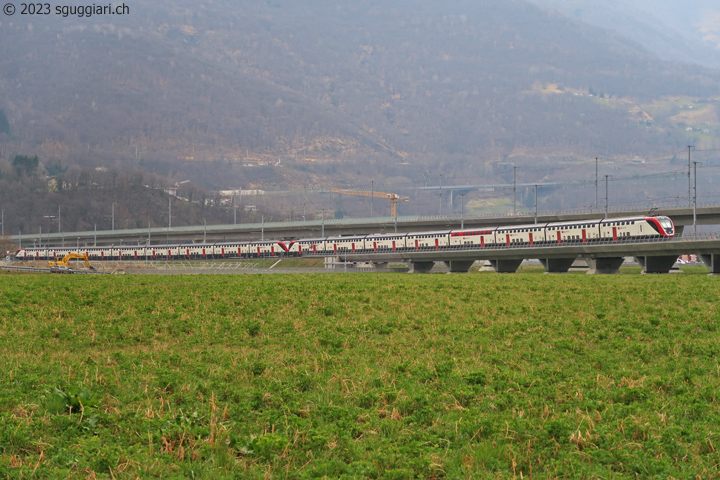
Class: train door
271,245,275,256
352,243,356,253
582,230,587,243
221,248,225,258
392,241,396,252
333,244,338,254
414,240,419,250
529,232,534,245
480,236,485,248
557,231,562,244
435,238,439,250
134,251,138,260
506,234,511,246
312,245,317,254
612,227,618,241
374,242,378,252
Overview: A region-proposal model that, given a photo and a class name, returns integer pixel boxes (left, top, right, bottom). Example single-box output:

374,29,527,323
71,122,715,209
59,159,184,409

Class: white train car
366,234,407,252
544,220,601,244
180,243,223,260
495,224,548,246
448,229,498,248
118,246,141,261
599,216,674,240
148,246,177,260
121,247,145,261
245,240,287,258
213,243,245,259
405,231,451,250
324,236,368,254
287,238,327,256
21,248,45,260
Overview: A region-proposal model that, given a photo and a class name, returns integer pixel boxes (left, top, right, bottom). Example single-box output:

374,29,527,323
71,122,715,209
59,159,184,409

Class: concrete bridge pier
443,260,475,273
700,254,720,275
634,255,679,274
585,257,625,274
488,259,523,273
539,258,576,273
410,261,435,274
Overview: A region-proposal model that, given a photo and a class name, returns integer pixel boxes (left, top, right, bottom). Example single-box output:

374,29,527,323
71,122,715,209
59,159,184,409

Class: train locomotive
14,215,675,262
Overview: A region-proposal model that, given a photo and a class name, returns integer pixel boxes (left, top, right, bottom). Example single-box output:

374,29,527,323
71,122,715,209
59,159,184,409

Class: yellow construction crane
330,188,409,217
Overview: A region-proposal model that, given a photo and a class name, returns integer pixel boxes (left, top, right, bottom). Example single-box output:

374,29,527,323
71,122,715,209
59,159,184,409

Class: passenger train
14,215,675,262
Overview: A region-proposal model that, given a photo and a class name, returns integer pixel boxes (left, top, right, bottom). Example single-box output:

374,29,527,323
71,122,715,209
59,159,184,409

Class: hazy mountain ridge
0,0,719,190
528,0,720,68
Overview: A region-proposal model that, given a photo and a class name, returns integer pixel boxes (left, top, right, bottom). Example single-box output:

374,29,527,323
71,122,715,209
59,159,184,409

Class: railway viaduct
334,235,720,275
10,204,720,275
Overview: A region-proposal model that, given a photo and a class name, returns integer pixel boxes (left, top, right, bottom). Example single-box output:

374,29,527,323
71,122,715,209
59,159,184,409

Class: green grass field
1,270,719,478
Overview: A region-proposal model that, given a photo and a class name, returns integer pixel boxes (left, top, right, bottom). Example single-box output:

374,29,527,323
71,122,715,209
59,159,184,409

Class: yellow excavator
48,252,94,272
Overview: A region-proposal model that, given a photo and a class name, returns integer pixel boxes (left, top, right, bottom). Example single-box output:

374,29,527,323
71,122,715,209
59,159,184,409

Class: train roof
599,216,654,223
404,230,451,236
495,223,550,230
366,232,411,238
325,235,368,240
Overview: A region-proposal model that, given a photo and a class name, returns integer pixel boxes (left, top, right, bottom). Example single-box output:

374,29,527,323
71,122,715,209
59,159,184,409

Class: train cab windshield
659,217,674,236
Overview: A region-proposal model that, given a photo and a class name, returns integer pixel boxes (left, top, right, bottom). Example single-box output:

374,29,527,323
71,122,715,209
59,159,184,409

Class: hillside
1,0,720,233
528,0,720,68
